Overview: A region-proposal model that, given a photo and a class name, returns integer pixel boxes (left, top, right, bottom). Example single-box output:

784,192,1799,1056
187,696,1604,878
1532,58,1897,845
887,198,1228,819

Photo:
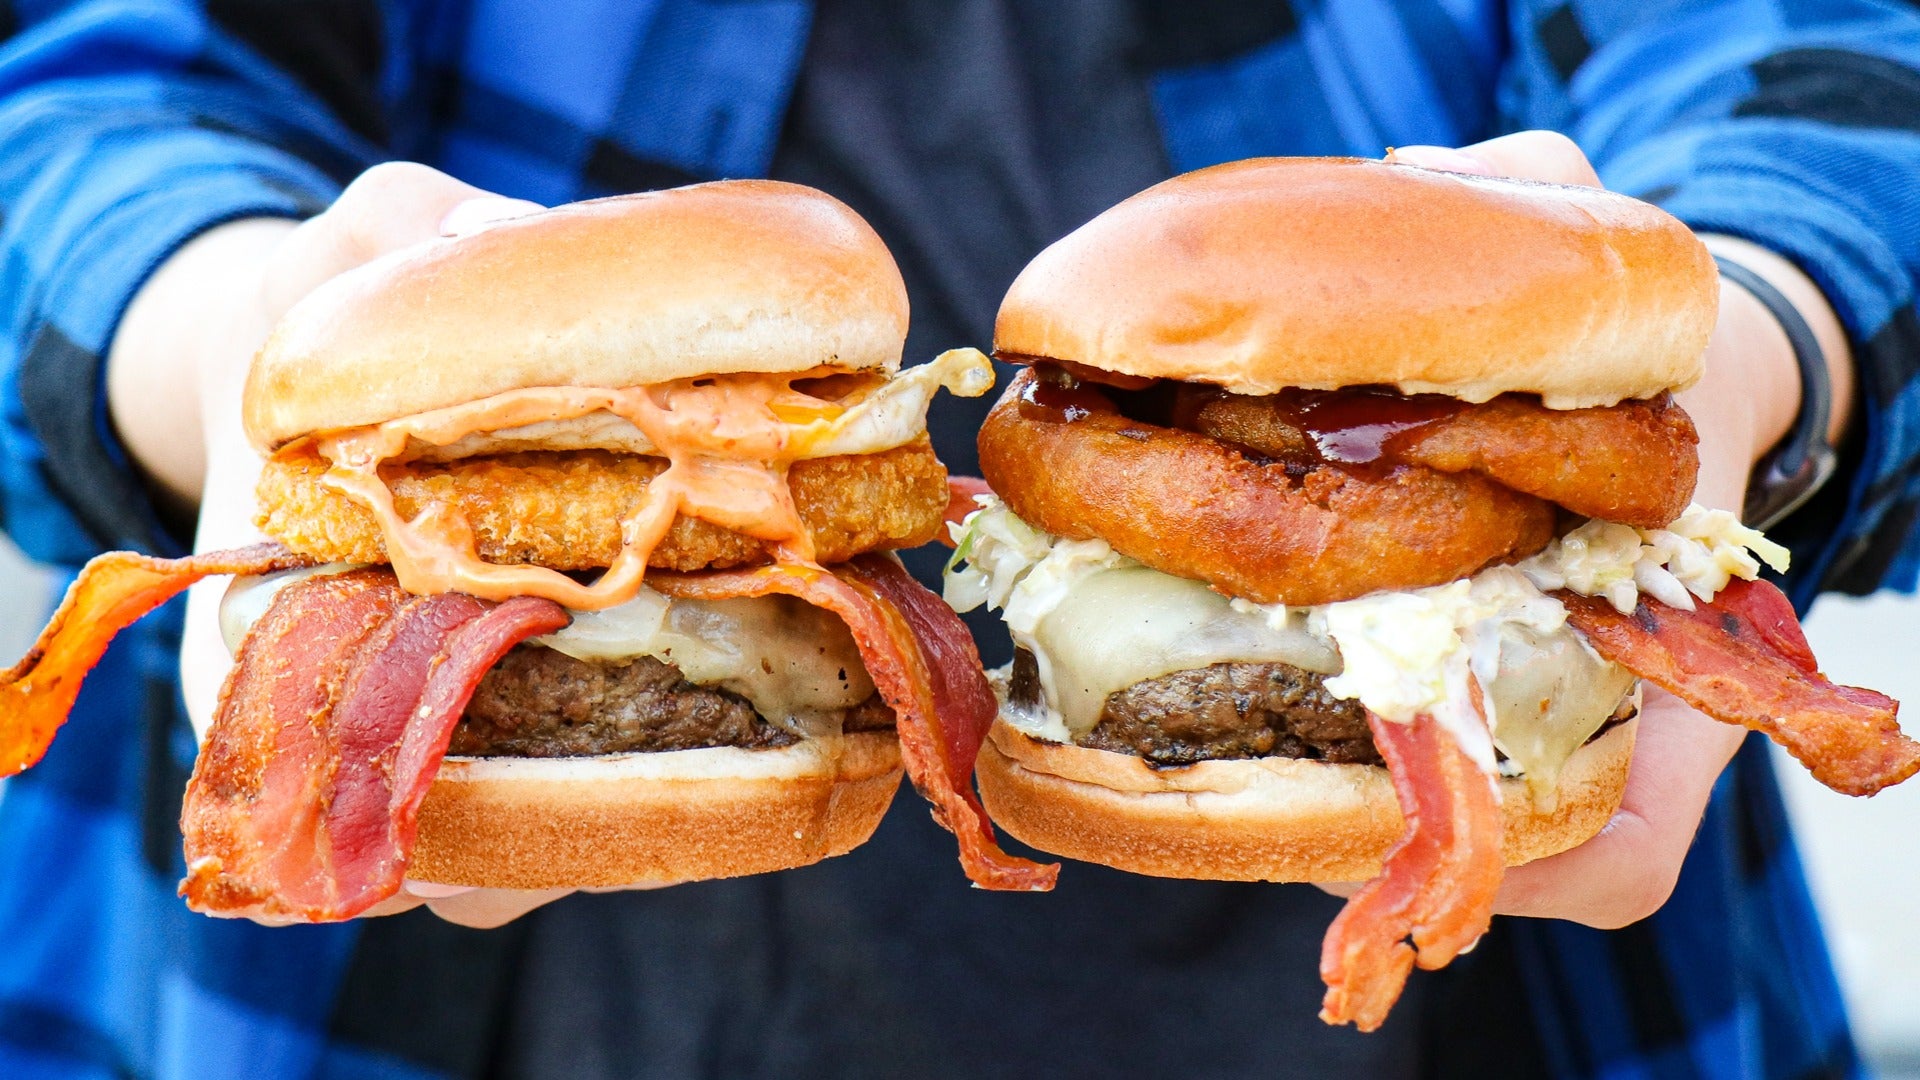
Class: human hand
1376,131,1849,927
107,162,602,927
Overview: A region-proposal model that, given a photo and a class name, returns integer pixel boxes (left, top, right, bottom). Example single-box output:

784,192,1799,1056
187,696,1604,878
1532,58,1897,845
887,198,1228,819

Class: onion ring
1184,389,1698,528
978,370,1556,606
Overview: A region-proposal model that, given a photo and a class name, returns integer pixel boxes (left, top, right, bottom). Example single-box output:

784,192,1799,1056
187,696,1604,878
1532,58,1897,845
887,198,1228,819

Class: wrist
1679,235,1856,519
107,217,298,509
1698,234,1855,451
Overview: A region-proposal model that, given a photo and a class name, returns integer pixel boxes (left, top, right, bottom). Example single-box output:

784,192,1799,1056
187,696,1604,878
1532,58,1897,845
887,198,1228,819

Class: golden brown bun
246,180,910,449
976,718,1634,882
996,158,1715,408
409,732,902,888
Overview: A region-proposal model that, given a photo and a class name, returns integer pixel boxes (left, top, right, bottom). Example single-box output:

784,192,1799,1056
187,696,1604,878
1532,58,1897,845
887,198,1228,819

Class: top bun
245,180,909,450
995,158,1716,408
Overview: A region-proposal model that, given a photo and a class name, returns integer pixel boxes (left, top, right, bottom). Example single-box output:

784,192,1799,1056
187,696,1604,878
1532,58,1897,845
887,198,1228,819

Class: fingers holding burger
944,156,1913,1029
2,179,1055,927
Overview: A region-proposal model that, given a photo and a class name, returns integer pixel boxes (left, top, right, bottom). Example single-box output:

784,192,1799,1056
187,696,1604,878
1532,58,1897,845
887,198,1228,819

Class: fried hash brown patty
256,437,948,571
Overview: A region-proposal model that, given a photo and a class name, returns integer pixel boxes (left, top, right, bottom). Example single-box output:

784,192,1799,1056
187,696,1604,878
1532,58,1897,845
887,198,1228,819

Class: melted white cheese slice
1030,565,1338,739
945,496,1783,804
1484,627,1638,807
539,589,875,731
219,563,365,653
220,569,874,736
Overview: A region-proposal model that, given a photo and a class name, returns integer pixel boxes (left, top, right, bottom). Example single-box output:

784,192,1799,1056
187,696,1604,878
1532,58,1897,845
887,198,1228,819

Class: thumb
425,887,577,929
1389,130,1603,189
183,164,541,750
261,161,542,318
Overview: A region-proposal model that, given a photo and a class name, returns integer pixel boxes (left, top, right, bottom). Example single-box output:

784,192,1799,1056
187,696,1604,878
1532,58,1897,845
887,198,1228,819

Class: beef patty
1008,648,1379,768
451,645,894,758
1009,650,1634,771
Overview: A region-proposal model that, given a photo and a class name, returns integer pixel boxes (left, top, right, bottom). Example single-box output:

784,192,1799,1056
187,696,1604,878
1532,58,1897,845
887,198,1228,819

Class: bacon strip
179,571,568,920
653,553,1058,890
1320,707,1504,1031
838,557,1005,820
11,534,1049,911
943,475,994,539
0,543,314,777
1561,578,1917,796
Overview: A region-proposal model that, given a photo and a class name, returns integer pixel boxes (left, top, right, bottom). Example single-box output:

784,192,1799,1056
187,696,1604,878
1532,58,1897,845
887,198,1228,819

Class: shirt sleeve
1502,0,1920,605
0,2,387,567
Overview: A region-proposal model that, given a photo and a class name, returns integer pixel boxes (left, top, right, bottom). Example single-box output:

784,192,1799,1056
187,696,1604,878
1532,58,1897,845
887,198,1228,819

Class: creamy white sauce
1518,506,1789,615
946,497,1786,802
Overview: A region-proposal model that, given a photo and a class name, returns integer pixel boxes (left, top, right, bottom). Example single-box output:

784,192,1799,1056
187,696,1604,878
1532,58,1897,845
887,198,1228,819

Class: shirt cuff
1649,174,1915,605
8,167,332,563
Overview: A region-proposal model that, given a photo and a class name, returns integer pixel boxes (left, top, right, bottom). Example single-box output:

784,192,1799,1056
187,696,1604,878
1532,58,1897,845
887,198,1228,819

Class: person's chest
397,0,1508,211
392,0,1508,541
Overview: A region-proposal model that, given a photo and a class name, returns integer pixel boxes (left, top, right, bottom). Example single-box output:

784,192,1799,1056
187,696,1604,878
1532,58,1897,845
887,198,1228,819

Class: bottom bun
409,731,902,889
976,717,1635,882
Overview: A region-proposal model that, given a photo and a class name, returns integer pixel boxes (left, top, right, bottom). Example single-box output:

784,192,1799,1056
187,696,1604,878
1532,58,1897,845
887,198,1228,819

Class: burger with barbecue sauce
943,158,1915,1029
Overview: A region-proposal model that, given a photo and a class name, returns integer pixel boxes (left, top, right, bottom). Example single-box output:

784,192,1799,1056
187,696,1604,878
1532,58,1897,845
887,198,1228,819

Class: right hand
107,162,596,928
1381,132,1852,929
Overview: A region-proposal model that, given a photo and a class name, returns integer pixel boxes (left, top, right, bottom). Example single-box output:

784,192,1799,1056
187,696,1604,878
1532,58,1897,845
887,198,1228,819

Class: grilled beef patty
1007,648,1380,767
1090,663,1381,767
1009,649,1634,771
451,646,893,758
1006,645,1382,764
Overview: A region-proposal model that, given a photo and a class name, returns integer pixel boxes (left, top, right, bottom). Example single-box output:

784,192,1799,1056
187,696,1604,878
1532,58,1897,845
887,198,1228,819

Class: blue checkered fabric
0,2,1916,1077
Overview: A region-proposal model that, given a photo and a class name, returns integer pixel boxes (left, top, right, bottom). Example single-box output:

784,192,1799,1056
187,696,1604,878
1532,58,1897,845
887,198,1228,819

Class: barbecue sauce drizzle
1016,362,1468,468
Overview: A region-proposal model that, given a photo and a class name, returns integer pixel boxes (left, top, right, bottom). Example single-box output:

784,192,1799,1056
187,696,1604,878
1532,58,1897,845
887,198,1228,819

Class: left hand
111,162,634,928
1370,131,1849,928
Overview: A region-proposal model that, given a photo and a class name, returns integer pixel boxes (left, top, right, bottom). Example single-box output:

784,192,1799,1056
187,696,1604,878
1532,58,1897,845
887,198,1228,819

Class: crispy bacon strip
179,571,568,920
1561,578,1916,796
839,556,1004,812
0,543,314,777
653,553,1058,890
943,475,994,539
1320,707,1504,1031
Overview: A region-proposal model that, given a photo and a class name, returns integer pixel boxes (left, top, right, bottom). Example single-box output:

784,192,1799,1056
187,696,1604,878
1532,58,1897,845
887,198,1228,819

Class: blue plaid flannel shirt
1,2,1917,1077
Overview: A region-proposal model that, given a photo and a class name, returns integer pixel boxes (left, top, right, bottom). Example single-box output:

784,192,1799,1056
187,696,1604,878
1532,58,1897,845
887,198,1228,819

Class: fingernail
1385,145,1496,176
439,197,544,237
404,879,475,898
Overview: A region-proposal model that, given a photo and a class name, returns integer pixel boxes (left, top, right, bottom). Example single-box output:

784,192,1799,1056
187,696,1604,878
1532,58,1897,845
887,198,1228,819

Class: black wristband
1714,255,1838,530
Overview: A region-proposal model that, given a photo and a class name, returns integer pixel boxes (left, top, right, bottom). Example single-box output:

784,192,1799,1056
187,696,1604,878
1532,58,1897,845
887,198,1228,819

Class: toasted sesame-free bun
407,732,902,889
996,158,1716,409
975,717,1634,882
245,180,910,450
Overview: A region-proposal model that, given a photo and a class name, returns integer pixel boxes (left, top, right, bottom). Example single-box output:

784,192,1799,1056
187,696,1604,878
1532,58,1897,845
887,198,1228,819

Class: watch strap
1715,255,1839,530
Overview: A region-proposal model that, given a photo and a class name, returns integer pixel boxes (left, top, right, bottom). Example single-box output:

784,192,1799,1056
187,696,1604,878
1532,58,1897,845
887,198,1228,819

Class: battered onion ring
1186,391,1698,528
979,371,1556,606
